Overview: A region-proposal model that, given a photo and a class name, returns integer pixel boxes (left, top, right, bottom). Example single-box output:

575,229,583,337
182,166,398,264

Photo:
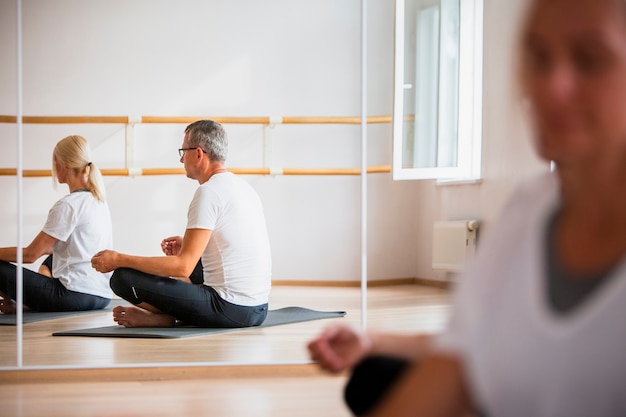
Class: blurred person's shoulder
507,171,558,212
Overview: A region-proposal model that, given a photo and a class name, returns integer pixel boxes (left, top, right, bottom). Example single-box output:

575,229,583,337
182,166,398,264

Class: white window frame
392,0,483,181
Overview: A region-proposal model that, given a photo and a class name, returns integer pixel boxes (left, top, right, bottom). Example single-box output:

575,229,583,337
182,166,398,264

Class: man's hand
161,236,183,256
91,250,120,273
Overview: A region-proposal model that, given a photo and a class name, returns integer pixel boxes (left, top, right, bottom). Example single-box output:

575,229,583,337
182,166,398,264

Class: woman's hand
307,324,373,373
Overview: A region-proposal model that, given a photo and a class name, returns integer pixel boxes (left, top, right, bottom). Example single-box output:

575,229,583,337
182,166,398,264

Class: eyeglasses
178,147,207,158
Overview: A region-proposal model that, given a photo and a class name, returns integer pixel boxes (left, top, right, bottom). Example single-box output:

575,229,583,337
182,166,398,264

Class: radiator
432,220,479,272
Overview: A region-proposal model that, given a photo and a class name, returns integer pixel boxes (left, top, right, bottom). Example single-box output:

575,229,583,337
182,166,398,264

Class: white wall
0,0,545,283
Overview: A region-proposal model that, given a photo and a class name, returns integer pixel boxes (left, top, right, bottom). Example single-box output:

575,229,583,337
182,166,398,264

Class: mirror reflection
0,0,378,368
0,0,18,368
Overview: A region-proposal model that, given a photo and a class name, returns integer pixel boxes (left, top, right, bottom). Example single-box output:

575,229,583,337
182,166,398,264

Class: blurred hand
161,236,183,256
307,324,372,373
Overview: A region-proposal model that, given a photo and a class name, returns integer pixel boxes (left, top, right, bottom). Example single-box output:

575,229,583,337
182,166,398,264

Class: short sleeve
187,185,220,230
42,199,76,242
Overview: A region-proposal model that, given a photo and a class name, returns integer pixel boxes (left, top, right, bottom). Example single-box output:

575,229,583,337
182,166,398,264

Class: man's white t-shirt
436,173,626,416
43,191,113,299
187,172,272,306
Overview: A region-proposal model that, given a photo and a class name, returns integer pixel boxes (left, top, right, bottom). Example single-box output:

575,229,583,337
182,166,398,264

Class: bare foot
0,298,17,314
0,292,32,314
112,305,176,328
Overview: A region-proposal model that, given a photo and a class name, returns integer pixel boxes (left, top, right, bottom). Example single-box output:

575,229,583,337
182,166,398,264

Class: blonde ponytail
85,160,106,202
53,135,107,202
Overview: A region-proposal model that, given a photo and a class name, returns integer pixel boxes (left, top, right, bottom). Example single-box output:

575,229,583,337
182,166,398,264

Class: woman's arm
365,353,472,417
0,231,57,264
308,323,435,373
367,331,435,361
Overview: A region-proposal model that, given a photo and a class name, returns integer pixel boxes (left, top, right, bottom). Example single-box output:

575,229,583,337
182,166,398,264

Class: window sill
435,177,482,187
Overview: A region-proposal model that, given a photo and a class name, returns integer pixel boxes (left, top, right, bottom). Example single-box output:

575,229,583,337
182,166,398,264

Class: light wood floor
0,284,451,417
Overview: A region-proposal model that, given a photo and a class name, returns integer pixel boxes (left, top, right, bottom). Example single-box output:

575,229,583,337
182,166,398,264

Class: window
392,0,483,181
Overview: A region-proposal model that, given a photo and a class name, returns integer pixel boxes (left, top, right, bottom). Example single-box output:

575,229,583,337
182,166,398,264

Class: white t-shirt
187,172,272,306
436,172,626,417
43,191,113,299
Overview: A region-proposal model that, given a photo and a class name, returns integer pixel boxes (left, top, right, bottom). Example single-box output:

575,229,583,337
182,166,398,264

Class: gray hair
185,120,228,162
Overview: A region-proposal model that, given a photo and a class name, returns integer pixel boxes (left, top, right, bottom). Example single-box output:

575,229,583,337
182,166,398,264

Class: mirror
0,0,18,368
1,0,369,369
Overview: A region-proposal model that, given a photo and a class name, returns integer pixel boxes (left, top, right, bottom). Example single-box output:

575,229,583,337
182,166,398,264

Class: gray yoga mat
51,307,346,339
0,298,129,325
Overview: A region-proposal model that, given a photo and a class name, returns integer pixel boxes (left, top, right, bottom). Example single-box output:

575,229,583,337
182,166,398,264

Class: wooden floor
0,284,451,417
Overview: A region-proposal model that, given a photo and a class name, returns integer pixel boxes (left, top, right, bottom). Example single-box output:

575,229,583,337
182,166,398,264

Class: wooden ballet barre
0,115,130,124
0,166,391,177
141,116,272,125
280,166,391,175
0,169,53,177
280,116,392,124
0,115,393,125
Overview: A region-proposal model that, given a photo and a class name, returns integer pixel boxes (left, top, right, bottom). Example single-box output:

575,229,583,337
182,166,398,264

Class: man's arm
91,228,211,279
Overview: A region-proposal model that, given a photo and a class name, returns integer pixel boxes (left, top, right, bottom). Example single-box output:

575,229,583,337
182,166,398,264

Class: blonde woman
0,135,113,313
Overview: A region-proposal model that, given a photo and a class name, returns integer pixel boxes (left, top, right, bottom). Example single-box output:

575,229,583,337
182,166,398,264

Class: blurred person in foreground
308,0,626,415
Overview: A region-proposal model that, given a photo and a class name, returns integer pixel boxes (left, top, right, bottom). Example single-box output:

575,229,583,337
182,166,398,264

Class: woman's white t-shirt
187,172,272,306
436,173,626,416
42,191,113,299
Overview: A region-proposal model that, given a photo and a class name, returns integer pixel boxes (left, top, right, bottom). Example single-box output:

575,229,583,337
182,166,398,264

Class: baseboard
412,277,453,289
272,277,452,289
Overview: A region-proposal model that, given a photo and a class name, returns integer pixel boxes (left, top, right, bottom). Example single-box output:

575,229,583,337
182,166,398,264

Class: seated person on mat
308,0,626,415
0,135,113,313
91,120,272,328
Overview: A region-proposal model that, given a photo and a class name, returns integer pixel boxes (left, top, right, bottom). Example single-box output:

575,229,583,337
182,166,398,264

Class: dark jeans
0,257,110,312
109,262,268,328
344,356,410,416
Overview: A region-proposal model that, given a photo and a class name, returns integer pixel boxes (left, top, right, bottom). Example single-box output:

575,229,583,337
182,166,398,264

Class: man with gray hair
92,120,272,328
